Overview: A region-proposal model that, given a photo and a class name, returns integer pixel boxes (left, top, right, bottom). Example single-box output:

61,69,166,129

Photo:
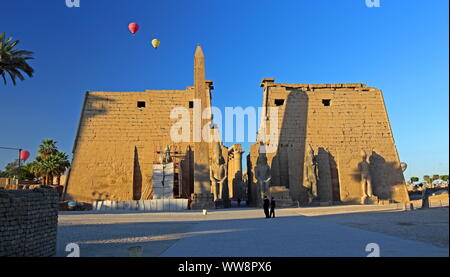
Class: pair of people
263,196,276,218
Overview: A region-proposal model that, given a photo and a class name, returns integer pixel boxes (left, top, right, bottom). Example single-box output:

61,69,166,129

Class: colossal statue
210,142,228,201
255,144,272,204
304,144,319,201
160,145,172,164
359,150,373,198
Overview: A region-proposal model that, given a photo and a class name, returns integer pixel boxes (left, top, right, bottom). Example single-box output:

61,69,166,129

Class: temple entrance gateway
247,81,410,207
65,46,244,209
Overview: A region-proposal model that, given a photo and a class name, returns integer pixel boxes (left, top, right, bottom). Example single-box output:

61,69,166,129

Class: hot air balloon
20,150,30,162
152,39,161,49
400,162,408,172
128,23,139,34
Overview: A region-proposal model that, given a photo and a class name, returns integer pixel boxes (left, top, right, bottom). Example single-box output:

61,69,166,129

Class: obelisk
191,44,215,209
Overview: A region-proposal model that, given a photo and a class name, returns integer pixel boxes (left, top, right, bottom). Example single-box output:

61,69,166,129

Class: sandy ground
57,205,449,257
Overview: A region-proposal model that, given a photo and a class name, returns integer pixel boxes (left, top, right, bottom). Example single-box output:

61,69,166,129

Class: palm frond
1,73,6,85
6,70,16,85
0,33,34,86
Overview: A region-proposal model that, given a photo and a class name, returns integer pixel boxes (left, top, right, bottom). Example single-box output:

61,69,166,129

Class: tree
19,162,37,180
31,140,70,185
48,152,70,185
0,32,34,85
4,160,20,177
38,139,58,158
0,159,35,180
1,139,70,185
432,175,440,181
423,175,432,186
28,160,45,183
410,177,419,183
440,175,449,182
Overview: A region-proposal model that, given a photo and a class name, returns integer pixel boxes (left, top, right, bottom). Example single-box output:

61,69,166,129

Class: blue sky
0,0,448,180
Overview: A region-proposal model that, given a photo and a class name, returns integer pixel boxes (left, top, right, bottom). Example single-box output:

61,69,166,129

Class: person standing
270,197,276,218
263,196,270,218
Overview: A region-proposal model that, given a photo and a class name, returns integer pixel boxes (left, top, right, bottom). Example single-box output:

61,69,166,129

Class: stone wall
0,178,18,189
66,89,198,203
248,81,409,206
65,88,244,204
0,187,59,257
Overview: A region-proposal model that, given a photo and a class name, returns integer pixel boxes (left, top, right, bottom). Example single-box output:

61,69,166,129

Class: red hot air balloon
128,23,139,34
20,150,30,162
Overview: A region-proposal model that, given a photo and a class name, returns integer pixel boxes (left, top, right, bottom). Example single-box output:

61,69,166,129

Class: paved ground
57,205,449,257
307,207,449,248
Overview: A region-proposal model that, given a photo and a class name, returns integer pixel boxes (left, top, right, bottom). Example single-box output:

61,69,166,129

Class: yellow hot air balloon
152,39,161,49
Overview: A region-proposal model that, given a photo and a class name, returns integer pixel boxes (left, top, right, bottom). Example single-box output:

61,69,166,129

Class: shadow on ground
307,207,449,248
57,207,449,257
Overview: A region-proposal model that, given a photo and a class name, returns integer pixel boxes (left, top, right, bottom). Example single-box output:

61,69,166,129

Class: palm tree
38,139,58,158
423,175,432,187
32,139,70,185
51,152,70,185
0,32,34,85
32,152,70,185
29,157,48,184
28,159,42,183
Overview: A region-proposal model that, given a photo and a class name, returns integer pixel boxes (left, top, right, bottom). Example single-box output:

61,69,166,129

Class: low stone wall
0,187,59,257
0,178,18,189
408,197,449,210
